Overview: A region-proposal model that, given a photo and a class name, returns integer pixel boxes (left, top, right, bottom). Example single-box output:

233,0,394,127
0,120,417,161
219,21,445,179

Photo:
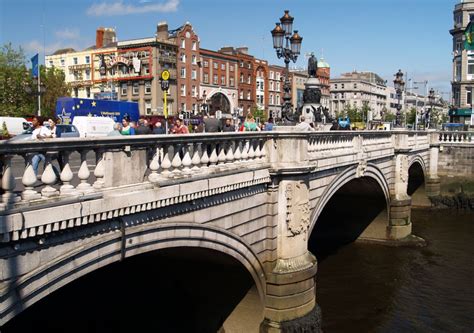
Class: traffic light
160,80,169,91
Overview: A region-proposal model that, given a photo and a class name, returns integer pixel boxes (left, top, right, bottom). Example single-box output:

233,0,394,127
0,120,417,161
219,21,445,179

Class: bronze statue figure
308,53,318,78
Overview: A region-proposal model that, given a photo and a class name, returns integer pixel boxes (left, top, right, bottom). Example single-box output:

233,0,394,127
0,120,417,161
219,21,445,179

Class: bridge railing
438,131,473,143
0,133,271,211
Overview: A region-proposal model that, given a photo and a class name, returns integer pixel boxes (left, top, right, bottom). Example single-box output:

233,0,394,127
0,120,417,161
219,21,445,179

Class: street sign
161,70,170,81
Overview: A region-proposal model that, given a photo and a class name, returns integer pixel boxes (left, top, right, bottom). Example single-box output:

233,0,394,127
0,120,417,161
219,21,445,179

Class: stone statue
308,53,318,78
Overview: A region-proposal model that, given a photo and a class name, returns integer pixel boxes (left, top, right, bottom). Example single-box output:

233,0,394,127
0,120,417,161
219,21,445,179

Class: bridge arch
309,163,390,236
408,155,427,176
2,222,266,325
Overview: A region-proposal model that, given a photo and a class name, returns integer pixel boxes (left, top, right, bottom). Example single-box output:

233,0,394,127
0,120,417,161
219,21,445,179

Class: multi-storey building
267,65,285,118
450,0,474,123
164,22,201,115
47,27,179,117
254,58,269,115
199,48,239,115
316,57,331,110
289,70,307,114
331,71,387,118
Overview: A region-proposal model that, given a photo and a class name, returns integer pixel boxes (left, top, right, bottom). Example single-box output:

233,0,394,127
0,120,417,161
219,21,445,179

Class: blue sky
0,0,458,95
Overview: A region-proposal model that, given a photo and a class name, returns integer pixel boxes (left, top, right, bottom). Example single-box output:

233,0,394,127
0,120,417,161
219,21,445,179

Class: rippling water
316,210,474,333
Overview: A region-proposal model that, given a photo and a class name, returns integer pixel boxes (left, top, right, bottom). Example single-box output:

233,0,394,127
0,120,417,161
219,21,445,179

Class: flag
31,53,39,78
464,22,474,50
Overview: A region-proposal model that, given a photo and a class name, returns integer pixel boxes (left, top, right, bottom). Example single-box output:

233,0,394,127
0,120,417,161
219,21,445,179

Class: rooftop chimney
236,47,249,55
96,27,116,49
157,21,169,40
96,27,105,49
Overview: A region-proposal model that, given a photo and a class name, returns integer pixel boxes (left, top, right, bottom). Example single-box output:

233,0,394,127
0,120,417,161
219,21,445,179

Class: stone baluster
93,149,105,189
76,150,93,194
209,143,218,166
254,139,262,161
248,139,256,161
60,150,78,196
241,138,249,162
41,152,59,198
161,145,172,175
217,143,227,165
182,143,192,173
191,142,201,171
1,155,18,208
200,142,210,169
171,144,183,173
260,139,267,162
233,139,242,163
21,154,41,201
148,146,160,184
225,140,234,164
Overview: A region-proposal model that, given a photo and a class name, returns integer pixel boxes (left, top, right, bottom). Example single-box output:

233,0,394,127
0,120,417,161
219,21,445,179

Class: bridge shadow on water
309,177,387,262
3,248,253,333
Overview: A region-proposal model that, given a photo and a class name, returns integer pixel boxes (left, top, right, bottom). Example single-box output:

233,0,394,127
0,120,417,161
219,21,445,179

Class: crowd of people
109,114,277,136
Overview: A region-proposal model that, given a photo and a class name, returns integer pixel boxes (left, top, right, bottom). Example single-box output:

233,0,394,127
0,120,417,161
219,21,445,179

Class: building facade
267,65,285,119
450,0,474,123
331,71,387,119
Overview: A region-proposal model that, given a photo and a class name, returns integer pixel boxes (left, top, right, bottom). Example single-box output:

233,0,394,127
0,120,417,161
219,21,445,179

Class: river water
316,209,473,333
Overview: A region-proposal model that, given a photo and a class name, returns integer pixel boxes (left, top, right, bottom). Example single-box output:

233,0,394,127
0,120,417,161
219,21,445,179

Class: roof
52,48,76,55
318,57,330,68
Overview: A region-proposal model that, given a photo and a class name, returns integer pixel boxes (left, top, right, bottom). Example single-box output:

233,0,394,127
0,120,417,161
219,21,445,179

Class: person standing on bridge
171,118,189,134
294,116,314,131
30,116,52,177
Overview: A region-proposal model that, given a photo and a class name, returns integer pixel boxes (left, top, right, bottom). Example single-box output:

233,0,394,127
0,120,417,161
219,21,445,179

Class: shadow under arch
407,156,426,196
308,164,390,261
1,222,266,329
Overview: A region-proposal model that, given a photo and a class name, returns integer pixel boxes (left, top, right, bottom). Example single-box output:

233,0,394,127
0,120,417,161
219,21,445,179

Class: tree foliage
0,43,70,118
407,107,417,125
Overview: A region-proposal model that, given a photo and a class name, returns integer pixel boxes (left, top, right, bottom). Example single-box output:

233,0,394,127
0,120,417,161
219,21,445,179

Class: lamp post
199,90,208,116
427,87,435,129
393,69,405,128
271,10,303,124
25,77,46,117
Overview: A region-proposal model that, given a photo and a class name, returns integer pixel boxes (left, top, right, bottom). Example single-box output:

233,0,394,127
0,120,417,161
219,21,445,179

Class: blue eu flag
31,53,39,78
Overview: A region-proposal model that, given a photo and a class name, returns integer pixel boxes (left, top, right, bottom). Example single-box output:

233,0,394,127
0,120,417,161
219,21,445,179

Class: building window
132,83,139,95
230,66,234,72
180,39,185,49
455,60,462,82
247,75,251,84
270,94,274,104
270,81,274,90
85,56,90,64
204,60,208,67
468,55,474,75
240,90,243,99
180,53,186,62
276,82,280,90
192,41,197,50
192,85,197,97
213,62,218,69
247,62,251,69
85,69,90,80
276,72,280,81
121,83,127,95
145,81,151,94
470,14,474,22
270,71,274,80
181,84,186,96
49,60,53,67
221,75,225,85
192,103,196,112
192,69,197,80
145,101,152,115
192,55,197,64
230,77,235,87
60,59,65,66
181,67,186,78
240,61,244,68
143,64,150,75
335,84,338,89
73,57,78,65
221,63,225,70
203,73,209,83
341,84,345,89
247,90,251,100
276,95,280,104
467,88,472,105
213,74,218,85
354,83,357,89
240,74,244,83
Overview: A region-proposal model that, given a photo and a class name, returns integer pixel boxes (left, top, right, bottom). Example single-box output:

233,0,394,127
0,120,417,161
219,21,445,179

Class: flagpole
38,59,41,117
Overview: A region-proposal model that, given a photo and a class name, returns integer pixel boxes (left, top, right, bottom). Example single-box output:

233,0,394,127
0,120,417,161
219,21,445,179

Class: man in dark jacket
222,118,235,132
203,115,221,133
153,121,166,134
135,118,152,135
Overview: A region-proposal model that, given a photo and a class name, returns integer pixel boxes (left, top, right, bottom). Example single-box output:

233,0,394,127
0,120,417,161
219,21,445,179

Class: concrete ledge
357,234,426,247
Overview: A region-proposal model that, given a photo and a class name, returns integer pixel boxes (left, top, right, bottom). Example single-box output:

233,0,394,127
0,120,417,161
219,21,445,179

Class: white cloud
55,28,80,40
86,0,179,16
22,40,80,56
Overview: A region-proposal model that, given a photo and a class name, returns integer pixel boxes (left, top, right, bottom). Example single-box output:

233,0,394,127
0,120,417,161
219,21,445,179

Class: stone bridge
0,130,453,331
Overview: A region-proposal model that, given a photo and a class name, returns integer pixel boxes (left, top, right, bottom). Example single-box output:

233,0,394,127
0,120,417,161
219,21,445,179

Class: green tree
0,43,35,116
407,107,417,125
361,101,371,124
343,103,360,122
384,112,396,122
250,105,266,123
40,65,71,119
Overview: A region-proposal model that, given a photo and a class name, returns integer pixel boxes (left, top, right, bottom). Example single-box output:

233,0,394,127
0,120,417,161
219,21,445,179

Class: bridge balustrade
0,133,270,213
438,131,473,143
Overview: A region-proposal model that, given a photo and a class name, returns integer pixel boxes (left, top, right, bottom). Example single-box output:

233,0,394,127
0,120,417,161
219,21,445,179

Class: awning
449,108,473,116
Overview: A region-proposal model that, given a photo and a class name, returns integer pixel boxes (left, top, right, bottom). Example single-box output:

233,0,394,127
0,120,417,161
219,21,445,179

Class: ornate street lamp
427,88,435,129
271,10,303,124
393,69,405,128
